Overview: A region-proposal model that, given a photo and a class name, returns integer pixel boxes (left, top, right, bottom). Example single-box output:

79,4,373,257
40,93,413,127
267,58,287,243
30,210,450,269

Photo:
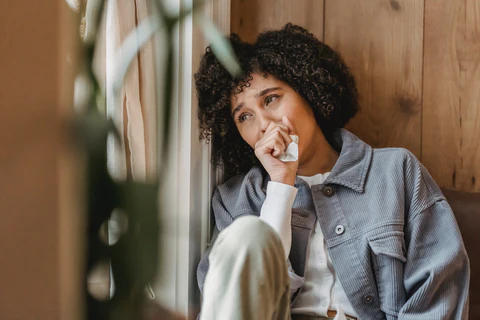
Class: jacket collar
320,129,373,193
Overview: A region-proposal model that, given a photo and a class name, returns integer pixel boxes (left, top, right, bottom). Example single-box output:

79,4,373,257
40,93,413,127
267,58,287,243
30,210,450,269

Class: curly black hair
195,23,359,179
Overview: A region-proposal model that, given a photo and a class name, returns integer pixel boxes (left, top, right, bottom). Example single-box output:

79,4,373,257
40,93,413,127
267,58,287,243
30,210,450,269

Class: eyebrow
231,87,282,118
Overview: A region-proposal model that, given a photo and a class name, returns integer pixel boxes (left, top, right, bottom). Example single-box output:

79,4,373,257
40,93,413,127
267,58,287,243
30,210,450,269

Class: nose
258,111,276,136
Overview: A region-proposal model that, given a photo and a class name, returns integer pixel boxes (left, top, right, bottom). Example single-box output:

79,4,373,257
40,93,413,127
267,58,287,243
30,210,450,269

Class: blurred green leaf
81,1,242,319
195,13,241,76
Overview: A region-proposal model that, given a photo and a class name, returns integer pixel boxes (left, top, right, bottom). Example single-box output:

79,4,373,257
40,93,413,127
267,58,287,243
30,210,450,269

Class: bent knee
215,216,282,255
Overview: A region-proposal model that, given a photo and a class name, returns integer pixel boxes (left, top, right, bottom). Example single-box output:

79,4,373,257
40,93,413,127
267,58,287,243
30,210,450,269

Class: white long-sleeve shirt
259,173,358,319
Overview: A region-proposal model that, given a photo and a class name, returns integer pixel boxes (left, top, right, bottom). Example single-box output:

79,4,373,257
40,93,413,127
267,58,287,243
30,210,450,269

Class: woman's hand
254,116,299,186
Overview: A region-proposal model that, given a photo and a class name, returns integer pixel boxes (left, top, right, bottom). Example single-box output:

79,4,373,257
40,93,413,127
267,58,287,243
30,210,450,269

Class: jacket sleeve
399,156,470,319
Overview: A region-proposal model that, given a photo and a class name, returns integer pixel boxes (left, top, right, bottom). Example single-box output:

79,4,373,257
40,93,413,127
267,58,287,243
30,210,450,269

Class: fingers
262,126,292,147
256,120,295,159
273,126,292,145
282,116,296,135
263,121,292,143
264,121,277,137
255,140,285,158
255,131,286,158
270,139,286,157
265,121,290,137
256,133,286,154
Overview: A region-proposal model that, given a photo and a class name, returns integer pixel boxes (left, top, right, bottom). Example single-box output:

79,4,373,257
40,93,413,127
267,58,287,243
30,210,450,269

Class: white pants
201,216,291,320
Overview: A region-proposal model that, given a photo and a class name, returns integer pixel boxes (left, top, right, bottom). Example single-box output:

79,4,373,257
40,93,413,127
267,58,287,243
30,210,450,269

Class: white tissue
277,135,299,162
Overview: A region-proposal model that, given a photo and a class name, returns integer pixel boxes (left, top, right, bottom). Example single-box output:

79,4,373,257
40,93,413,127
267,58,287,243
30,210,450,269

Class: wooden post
0,1,83,319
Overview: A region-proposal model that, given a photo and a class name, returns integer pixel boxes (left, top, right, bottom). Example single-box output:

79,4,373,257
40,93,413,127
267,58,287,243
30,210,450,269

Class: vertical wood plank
423,0,480,192
0,0,82,319
58,2,85,319
231,0,324,43
324,0,424,157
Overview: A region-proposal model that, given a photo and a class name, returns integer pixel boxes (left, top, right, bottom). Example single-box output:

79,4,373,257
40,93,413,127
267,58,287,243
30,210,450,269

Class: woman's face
230,73,320,161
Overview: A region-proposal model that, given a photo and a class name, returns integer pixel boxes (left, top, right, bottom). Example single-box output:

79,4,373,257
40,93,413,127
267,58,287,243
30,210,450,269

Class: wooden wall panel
230,0,479,192
422,0,480,192
231,0,324,43
324,0,425,157
0,1,83,319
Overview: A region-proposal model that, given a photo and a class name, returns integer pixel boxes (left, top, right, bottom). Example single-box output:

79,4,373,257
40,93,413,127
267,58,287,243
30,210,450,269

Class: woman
194,24,469,320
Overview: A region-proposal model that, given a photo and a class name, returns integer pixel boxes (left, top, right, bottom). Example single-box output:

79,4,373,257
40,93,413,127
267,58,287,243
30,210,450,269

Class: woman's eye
265,95,279,105
238,113,251,123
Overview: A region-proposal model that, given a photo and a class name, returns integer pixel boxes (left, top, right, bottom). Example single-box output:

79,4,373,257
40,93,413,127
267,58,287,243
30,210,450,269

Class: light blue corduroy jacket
197,129,470,319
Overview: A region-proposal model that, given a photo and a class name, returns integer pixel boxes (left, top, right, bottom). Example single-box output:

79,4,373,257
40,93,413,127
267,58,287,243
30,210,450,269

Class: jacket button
323,186,335,197
363,295,374,304
335,225,345,235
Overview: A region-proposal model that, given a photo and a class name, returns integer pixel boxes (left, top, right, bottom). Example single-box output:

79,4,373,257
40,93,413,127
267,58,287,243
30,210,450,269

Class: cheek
280,97,312,124
290,109,315,134
280,105,297,119
293,109,317,150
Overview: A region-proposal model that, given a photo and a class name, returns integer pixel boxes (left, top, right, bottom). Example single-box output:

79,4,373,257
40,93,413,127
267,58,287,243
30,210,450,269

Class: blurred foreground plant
73,0,239,319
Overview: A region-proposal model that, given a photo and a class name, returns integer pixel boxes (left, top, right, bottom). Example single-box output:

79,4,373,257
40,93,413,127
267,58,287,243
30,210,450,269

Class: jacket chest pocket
368,231,407,318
